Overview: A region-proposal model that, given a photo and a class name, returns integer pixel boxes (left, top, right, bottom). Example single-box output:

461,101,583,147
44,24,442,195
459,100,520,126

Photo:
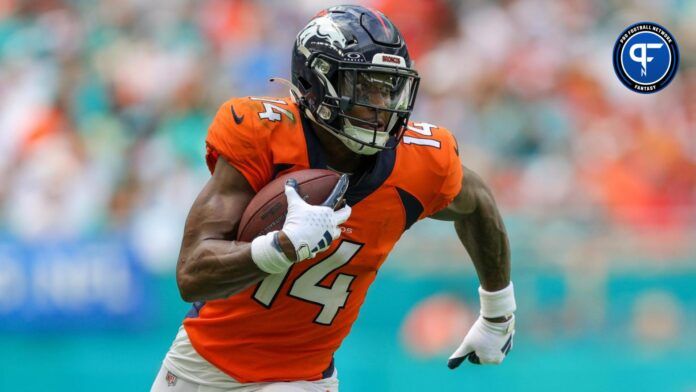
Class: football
236,169,343,242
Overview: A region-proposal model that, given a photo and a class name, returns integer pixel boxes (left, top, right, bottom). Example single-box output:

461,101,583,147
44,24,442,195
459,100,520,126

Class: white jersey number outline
251,97,295,122
252,241,362,325
403,122,441,148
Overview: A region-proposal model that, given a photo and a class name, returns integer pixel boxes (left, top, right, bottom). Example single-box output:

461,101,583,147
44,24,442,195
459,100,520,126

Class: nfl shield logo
165,371,178,387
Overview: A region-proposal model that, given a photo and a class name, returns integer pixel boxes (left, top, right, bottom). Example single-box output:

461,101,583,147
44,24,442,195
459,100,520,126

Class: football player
151,5,515,392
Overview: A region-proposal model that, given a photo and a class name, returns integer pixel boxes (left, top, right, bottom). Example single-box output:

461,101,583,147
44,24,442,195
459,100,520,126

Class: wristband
251,231,293,274
479,282,516,318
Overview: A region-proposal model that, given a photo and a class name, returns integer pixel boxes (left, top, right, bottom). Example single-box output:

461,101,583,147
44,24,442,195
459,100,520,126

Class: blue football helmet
291,5,420,155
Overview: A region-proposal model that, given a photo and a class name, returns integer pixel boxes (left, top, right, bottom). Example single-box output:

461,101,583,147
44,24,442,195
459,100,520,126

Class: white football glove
251,176,351,274
281,179,351,261
448,283,516,368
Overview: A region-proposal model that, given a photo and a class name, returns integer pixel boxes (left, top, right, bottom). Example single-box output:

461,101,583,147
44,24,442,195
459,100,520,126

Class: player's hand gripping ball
237,169,349,242
242,169,351,273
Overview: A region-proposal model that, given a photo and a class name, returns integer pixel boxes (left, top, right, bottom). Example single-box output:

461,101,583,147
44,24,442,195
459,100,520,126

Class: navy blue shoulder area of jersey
301,115,396,206
396,187,424,230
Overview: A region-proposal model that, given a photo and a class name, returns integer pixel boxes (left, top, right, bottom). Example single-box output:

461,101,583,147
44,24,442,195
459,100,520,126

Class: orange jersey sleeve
205,98,273,192
425,125,463,215
394,122,463,220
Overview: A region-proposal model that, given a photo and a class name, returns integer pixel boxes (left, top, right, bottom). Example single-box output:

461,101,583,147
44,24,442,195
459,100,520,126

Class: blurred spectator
0,0,693,273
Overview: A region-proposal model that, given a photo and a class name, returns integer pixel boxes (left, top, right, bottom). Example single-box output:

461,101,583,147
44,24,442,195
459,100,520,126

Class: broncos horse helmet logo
297,15,349,53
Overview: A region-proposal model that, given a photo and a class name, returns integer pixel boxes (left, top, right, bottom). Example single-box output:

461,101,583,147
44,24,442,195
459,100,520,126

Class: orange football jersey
184,96,462,382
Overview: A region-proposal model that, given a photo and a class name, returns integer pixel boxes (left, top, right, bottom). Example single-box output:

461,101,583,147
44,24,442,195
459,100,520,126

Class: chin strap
270,76,382,155
268,76,356,135
290,93,340,140
303,104,384,156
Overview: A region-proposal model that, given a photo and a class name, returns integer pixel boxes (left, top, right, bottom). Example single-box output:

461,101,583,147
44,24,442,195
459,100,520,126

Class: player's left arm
430,165,516,368
430,166,511,292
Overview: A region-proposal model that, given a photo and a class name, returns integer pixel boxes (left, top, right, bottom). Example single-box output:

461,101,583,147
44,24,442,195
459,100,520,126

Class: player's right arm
176,157,351,302
176,157,315,302
176,158,267,302
176,98,351,303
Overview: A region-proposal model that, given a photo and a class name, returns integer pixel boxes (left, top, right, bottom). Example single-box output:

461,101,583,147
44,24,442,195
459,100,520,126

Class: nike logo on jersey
231,105,244,124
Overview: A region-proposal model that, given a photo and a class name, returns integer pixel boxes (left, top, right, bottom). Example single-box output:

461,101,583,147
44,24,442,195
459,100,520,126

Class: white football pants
150,364,339,392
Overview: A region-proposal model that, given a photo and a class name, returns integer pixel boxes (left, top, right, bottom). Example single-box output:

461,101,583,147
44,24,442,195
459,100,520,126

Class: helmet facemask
307,54,420,155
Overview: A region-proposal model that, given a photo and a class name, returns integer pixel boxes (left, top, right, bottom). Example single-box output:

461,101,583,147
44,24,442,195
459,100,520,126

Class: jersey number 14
252,241,362,326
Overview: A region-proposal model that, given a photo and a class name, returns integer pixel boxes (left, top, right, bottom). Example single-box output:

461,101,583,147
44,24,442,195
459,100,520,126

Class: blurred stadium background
0,0,694,390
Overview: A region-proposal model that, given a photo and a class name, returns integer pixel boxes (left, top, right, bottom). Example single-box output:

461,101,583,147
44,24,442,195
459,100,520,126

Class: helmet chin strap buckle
317,105,333,120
